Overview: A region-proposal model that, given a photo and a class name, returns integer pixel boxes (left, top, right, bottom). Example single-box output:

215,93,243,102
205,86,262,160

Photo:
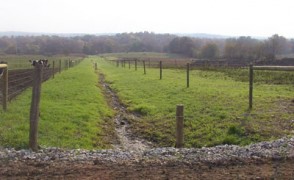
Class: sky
1,0,294,38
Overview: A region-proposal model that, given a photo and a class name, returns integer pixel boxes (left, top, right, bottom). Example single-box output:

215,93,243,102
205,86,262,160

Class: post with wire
143,60,146,74
0,63,8,111
249,63,253,110
29,60,44,151
175,104,184,148
187,63,190,88
159,61,162,80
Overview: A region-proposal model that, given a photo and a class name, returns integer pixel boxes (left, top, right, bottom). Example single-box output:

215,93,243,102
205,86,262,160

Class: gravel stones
1,136,293,165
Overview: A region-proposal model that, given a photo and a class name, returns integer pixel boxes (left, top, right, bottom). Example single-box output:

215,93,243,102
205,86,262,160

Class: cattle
29,59,50,68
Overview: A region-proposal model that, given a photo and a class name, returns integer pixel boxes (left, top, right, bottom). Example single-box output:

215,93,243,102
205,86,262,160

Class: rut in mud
99,73,152,153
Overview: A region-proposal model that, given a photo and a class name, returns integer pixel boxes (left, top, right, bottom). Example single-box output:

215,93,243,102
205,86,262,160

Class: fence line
249,65,294,110
253,66,294,71
109,58,294,111
0,59,84,110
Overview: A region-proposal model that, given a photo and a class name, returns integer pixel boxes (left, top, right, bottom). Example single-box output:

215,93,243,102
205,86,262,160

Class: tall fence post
117,60,119,67
29,63,43,151
1,64,8,111
249,64,253,110
135,59,137,71
176,105,184,148
159,61,162,80
95,62,97,70
59,59,62,73
52,60,55,79
143,61,146,74
67,59,70,69
187,63,190,88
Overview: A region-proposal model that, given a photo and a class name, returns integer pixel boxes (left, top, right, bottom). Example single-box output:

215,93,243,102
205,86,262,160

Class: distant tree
5,45,17,54
224,36,260,60
0,38,10,50
224,39,236,59
200,43,219,59
290,39,294,54
267,34,288,60
168,36,195,57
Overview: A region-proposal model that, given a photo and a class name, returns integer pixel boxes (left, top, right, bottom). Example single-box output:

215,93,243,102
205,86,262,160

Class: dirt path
99,73,152,153
1,158,294,179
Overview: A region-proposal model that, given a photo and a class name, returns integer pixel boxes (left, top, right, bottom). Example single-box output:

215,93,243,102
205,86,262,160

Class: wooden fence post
249,64,253,110
95,62,97,70
29,63,43,151
52,61,55,79
135,59,137,71
117,60,119,67
159,61,162,80
143,61,146,74
187,63,190,88
176,105,184,148
1,64,8,111
59,59,62,73
129,61,131,69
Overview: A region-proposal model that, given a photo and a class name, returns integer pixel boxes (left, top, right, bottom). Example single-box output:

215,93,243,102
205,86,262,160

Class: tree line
0,31,293,61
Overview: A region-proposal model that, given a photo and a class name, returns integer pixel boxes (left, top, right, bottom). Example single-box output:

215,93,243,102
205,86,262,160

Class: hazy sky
1,0,294,38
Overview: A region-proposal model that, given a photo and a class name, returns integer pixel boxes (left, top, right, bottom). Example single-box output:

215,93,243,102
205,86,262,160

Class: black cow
29,59,50,68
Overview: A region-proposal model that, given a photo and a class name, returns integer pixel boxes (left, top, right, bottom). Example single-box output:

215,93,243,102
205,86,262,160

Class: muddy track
99,73,152,153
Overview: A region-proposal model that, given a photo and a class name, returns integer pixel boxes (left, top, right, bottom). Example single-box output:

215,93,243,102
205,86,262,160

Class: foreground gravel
1,136,293,165
1,137,294,179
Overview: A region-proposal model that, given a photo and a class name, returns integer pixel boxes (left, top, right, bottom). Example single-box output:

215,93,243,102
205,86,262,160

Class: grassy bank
97,56,294,148
0,58,114,149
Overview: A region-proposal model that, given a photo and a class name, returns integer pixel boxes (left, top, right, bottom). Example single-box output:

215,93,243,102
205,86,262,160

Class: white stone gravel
0,136,293,164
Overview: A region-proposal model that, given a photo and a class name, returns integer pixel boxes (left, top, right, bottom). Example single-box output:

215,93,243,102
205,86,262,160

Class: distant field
96,56,294,147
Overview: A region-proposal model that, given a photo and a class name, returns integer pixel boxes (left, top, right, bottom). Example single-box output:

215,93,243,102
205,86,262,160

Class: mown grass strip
0,58,113,149
97,56,294,148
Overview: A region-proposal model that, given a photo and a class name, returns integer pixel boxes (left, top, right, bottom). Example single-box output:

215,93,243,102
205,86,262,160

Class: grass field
96,56,294,148
1,54,293,149
0,58,114,149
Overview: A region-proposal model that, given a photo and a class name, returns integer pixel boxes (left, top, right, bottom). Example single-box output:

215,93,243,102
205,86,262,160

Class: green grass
0,58,114,149
97,56,294,148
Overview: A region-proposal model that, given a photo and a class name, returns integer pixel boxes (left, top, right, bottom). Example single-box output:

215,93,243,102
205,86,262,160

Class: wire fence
109,58,294,113
110,57,251,70
105,57,294,137
0,58,83,106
